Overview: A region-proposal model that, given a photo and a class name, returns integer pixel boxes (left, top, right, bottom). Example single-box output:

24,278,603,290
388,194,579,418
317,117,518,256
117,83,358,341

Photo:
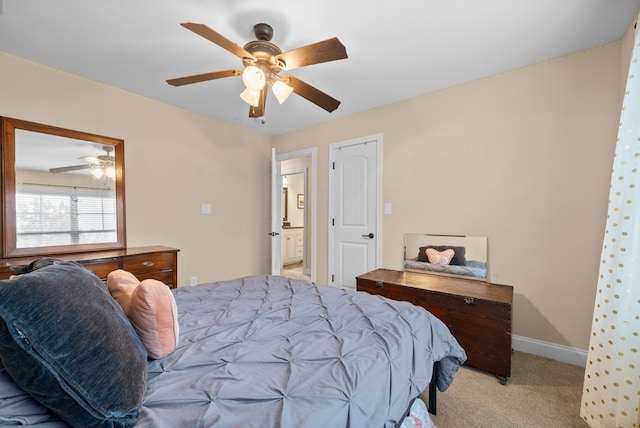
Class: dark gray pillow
9,257,61,275
0,260,148,428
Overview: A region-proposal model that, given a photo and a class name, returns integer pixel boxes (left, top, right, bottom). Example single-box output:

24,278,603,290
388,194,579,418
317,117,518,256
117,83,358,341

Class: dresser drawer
122,252,175,275
122,251,177,288
81,259,120,281
135,269,175,287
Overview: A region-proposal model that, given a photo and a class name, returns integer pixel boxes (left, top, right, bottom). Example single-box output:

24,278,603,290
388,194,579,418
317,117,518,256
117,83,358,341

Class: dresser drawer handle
464,297,475,305
375,281,384,289
142,261,154,268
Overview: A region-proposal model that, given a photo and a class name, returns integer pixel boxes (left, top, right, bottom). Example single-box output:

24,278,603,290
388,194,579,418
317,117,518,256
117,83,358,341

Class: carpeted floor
426,351,589,427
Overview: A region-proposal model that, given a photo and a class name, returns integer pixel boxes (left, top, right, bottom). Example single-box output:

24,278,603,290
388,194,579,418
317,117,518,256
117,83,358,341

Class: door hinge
331,274,334,282
332,162,335,170
332,218,335,226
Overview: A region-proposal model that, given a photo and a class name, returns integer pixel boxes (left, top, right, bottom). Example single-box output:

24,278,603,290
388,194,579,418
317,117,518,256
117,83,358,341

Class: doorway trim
328,134,383,287
276,147,317,283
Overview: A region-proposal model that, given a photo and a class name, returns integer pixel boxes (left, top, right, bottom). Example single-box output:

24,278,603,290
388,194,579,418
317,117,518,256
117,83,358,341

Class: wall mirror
1,117,126,258
282,187,288,223
403,233,488,281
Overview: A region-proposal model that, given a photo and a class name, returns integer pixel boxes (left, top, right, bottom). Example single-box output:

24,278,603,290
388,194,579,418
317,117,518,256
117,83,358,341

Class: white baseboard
512,335,587,367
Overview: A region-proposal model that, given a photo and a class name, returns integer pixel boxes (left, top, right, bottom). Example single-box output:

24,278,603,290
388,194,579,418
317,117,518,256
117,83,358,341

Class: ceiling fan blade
181,22,255,60
49,164,92,174
80,156,101,164
249,88,267,118
276,38,348,70
284,75,341,112
167,69,242,86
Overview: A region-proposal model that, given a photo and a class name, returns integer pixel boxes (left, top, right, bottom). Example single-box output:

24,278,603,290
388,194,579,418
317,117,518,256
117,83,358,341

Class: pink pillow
106,270,179,359
106,269,139,312
425,248,455,265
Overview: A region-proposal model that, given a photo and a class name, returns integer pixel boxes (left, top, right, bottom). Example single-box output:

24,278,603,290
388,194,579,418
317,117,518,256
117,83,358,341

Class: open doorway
281,169,309,281
275,149,316,282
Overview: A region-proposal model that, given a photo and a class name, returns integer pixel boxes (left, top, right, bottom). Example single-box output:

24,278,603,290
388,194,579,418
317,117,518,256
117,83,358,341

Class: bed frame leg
427,361,438,415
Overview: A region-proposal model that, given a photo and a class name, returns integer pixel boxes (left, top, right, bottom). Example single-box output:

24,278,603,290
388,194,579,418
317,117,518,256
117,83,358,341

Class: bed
403,234,488,280
404,258,487,279
0,260,466,428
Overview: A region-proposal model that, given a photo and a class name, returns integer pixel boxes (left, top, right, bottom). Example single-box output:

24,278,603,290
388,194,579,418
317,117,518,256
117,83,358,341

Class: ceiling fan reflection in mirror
49,145,116,179
166,22,348,119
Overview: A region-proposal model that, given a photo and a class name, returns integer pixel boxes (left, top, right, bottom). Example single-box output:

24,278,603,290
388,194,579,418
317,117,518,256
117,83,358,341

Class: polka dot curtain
580,18,640,428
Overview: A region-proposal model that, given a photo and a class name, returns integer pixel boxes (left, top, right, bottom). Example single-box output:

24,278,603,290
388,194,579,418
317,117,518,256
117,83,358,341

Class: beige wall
0,52,272,286
273,41,625,351
0,25,631,352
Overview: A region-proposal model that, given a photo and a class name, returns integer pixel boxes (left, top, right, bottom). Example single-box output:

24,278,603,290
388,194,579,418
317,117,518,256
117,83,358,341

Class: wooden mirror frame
1,117,126,258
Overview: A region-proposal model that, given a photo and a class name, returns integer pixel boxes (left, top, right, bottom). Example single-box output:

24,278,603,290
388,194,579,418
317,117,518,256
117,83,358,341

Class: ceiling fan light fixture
240,87,262,107
168,22,348,117
242,65,266,91
272,80,293,104
105,166,116,179
91,167,104,179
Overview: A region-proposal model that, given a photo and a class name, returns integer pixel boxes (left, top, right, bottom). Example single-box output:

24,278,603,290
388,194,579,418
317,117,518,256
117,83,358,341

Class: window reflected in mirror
1,117,126,258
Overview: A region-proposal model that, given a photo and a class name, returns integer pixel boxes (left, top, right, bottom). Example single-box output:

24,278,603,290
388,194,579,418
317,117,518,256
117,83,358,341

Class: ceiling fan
49,145,115,179
166,22,348,118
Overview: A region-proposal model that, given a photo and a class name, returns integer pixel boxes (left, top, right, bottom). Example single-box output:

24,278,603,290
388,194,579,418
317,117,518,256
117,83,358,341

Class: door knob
362,233,374,239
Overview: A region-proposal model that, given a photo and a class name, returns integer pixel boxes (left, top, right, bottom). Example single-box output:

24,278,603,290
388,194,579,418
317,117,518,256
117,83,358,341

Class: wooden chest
356,268,513,383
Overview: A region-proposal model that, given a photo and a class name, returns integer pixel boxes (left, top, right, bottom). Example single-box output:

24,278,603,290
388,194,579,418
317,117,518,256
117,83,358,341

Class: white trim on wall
513,335,588,367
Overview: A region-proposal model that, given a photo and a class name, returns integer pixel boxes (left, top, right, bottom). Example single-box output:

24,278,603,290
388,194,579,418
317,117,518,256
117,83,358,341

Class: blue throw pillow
0,260,148,428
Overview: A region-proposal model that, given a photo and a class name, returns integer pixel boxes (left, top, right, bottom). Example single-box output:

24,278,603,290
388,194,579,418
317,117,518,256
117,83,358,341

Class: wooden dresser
0,246,179,288
356,268,513,384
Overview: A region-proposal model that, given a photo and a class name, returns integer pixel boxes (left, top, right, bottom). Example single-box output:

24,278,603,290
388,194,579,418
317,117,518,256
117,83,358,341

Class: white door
270,148,282,275
329,135,381,289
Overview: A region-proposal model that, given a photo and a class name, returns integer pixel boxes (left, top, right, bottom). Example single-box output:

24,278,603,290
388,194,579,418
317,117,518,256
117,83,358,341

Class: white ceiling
0,0,638,136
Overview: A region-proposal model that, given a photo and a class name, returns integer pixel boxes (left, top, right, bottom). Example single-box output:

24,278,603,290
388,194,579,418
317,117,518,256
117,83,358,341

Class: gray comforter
404,259,487,279
138,275,466,428
0,275,466,427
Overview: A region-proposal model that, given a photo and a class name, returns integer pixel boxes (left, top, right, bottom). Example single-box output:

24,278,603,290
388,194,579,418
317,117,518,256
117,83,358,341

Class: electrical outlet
190,276,198,286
